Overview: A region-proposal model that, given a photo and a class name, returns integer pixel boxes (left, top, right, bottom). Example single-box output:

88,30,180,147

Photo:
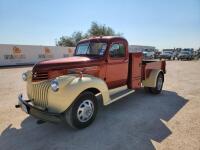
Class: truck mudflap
15,94,62,123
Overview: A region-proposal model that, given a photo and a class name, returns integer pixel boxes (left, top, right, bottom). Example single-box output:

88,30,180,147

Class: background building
0,44,75,66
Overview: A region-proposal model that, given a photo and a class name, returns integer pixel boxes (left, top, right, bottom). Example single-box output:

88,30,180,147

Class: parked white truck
129,45,155,59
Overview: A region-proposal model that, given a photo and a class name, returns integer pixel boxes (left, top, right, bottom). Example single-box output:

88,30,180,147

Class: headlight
22,72,28,81
51,79,59,92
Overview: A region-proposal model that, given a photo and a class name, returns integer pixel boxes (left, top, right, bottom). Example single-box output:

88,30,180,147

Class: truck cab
32,36,129,89
16,36,166,129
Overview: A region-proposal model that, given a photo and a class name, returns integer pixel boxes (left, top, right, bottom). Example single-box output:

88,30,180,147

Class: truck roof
163,49,174,51
79,36,128,43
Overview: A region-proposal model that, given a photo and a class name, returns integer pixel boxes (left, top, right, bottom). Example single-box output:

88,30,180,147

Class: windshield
75,42,107,56
181,52,189,55
144,49,154,52
163,51,172,54
183,49,191,51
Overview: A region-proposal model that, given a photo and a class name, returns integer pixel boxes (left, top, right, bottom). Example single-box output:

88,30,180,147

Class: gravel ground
0,60,200,150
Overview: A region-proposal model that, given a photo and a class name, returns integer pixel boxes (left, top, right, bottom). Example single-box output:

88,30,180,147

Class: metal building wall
0,44,75,66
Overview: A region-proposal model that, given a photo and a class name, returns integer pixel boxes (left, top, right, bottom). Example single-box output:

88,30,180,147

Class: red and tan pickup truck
16,36,166,129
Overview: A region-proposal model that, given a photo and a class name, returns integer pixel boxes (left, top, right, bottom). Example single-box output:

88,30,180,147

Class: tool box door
128,52,142,89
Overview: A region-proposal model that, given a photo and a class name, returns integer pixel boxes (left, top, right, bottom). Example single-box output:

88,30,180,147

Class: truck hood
32,56,103,72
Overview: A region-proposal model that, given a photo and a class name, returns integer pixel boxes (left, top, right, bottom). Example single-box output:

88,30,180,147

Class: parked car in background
177,48,194,60
170,51,177,60
194,48,200,60
154,50,161,59
143,49,155,59
177,52,192,60
142,51,148,59
160,49,174,60
142,49,155,59
175,48,182,57
128,45,156,60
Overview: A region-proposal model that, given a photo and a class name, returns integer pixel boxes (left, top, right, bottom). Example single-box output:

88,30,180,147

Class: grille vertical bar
27,81,50,108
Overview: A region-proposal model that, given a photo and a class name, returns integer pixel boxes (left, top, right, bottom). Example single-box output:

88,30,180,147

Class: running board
105,87,135,105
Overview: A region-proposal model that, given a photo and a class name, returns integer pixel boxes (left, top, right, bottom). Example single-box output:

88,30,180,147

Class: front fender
48,74,110,113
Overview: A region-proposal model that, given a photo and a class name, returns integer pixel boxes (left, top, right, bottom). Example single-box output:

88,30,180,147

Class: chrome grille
27,81,50,108
32,72,48,81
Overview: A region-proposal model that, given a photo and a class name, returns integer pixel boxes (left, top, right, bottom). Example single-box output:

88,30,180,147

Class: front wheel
64,91,98,129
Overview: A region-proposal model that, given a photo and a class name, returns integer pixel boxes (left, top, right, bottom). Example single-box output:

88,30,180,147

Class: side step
106,86,135,105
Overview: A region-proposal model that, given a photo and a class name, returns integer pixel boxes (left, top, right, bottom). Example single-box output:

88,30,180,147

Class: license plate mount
18,99,29,114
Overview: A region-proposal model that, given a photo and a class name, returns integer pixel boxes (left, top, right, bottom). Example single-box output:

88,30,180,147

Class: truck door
106,42,128,89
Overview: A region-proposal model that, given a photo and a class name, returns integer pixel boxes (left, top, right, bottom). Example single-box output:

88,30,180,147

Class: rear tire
145,73,164,94
64,91,98,129
150,73,164,94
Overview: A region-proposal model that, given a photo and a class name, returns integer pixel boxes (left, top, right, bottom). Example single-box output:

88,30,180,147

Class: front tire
64,91,98,129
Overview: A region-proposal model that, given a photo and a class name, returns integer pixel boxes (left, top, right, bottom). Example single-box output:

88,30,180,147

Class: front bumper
178,56,190,59
15,94,62,123
160,55,171,59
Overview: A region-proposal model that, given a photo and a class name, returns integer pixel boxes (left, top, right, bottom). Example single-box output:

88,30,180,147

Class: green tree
56,31,85,47
88,22,116,36
56,22,122,47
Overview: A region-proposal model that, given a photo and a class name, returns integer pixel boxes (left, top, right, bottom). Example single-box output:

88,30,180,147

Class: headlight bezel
22,72,28,81
51,79,59,92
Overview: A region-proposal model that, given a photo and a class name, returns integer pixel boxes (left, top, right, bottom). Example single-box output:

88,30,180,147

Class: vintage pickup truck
16,36,166,129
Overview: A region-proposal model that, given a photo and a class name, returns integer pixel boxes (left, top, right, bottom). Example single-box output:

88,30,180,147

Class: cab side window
109,43,125,58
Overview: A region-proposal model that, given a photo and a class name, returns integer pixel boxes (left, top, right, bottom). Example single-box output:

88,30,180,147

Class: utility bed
128,52,166,89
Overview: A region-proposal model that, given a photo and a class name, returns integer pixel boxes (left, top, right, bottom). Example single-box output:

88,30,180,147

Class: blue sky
0,0,200,49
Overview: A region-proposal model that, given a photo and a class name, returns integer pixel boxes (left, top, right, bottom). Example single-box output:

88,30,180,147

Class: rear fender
142,69,164,87
48,74,110,113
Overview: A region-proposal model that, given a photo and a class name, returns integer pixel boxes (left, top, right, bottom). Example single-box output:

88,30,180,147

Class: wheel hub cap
157,76,163,90
77,100,94,122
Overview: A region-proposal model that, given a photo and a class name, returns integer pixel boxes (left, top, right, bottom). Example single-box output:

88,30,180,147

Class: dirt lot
0,61,200,150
